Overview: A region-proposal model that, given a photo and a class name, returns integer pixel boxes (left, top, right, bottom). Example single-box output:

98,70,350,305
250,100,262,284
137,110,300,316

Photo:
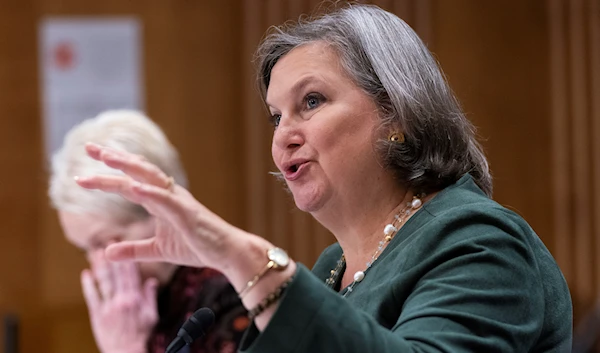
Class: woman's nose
272,115,304,150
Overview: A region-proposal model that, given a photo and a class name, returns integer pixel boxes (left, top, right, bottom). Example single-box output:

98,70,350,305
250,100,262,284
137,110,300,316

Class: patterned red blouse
148,267,249,353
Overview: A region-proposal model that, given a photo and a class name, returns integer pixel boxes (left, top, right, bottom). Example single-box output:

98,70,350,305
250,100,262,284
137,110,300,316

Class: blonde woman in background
49,110,248,353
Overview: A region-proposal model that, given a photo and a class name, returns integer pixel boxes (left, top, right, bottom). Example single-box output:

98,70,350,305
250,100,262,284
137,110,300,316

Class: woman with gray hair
75,4,572,353
49,110,248,353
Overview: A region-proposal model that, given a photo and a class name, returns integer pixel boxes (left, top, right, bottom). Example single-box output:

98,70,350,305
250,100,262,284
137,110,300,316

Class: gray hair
49,110,188,221
255,4,492,196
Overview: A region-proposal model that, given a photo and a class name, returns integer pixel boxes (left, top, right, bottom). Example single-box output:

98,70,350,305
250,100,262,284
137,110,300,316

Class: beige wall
0,0,597,351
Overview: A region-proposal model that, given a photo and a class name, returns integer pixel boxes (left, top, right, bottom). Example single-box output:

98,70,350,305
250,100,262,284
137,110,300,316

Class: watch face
268,247,290,268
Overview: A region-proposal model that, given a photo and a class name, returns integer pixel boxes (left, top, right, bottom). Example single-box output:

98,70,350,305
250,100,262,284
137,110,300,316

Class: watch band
238,261,275,298
238,247,289,298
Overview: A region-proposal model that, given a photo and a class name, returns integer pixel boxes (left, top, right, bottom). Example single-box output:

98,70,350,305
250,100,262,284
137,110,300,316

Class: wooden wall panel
570,0,593,307
591,0,600,300
548,0,600,318
549,0,574,303
0,0,44,352
433,0,553,246
0,3,40,300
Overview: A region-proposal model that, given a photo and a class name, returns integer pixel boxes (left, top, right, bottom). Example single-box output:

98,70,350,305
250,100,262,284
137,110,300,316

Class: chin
291,188,327,213
295,200,319,213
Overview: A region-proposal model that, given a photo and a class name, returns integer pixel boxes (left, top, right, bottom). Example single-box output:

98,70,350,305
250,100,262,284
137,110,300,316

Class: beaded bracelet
247,276,294,320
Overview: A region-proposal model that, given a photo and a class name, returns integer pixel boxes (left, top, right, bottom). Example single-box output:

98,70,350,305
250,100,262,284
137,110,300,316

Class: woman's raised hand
82,250,158,353
75,142,237,270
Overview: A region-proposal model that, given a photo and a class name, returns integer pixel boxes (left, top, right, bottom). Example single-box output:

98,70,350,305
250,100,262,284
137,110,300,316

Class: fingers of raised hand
76,174,138,197
75,173,180,212
105,238,163,263
89,250,115,300
113,261,141,293
85,142,173,190
84,264,149,318
81,269,100,312
143,278,159,313
128,183,189,229
76,175,152,208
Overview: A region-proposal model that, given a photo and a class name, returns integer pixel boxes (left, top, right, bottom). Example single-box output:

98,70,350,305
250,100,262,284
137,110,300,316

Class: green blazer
240,174,572,352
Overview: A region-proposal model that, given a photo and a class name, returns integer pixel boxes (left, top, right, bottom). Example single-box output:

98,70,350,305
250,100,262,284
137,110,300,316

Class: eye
304,93,324,110
269,113,281,128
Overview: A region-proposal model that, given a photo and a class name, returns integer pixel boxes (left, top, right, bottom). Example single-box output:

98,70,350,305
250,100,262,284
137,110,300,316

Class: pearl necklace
325,195,424,297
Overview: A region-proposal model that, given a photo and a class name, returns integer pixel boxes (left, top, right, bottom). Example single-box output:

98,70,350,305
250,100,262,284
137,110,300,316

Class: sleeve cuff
238,264,329,353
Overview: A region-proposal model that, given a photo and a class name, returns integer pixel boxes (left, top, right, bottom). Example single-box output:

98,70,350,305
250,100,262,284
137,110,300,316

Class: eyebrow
266,75,320,108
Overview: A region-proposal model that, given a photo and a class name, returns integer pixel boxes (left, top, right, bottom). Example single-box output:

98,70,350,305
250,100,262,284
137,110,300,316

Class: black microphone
165,307,215,353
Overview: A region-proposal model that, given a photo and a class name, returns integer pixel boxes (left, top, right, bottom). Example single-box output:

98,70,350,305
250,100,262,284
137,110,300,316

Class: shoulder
417,174,535,245
389,177,572,350
394,174,552,279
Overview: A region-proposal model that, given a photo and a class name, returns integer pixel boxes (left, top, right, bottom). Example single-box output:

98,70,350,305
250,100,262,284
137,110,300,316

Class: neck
313,186,414,275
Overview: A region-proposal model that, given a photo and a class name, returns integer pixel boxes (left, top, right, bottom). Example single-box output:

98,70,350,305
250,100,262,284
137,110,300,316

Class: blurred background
0,0,598,351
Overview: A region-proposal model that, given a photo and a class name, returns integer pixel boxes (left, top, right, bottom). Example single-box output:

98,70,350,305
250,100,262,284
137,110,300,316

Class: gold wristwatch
238,247,290,298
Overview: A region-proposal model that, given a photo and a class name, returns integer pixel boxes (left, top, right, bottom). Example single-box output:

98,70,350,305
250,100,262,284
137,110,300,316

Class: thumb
105,238,162,262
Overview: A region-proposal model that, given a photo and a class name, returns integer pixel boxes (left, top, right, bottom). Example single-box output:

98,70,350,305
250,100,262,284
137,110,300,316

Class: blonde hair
49,110,188,221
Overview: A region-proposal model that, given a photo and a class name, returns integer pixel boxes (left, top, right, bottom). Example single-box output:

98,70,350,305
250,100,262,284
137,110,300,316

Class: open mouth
288,164,299,173
284,161,309,180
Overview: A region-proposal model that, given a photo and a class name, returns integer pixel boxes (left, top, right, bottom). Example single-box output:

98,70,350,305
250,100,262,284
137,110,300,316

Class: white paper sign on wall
39,17,144,160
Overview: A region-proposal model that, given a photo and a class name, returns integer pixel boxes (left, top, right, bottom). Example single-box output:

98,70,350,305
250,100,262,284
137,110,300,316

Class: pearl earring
389,132,404,143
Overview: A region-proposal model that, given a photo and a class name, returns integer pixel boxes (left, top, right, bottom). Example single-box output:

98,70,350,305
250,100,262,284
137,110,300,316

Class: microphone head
181,307,215,340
